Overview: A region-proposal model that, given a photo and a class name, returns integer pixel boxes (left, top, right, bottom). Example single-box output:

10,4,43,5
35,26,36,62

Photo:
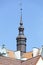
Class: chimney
14,51,27,60
32,47,40,57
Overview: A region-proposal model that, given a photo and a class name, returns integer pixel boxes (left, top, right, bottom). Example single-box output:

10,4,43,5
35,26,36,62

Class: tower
16,4,27,55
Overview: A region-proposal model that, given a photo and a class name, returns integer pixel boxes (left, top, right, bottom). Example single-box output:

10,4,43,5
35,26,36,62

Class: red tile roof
22,55,40,65
8,50,33,59
0,56,21,65
22,52,32,59
0,55,41,65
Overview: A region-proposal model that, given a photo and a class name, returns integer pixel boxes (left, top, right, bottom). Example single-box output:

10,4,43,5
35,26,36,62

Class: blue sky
0,0,43,52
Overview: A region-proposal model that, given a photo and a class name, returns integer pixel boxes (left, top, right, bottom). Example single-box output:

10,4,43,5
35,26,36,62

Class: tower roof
17,8,26,39
16,2,26,39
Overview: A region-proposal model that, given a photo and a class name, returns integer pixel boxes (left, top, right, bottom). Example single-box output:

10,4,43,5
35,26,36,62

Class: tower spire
20,0,23,25
16,0,27,55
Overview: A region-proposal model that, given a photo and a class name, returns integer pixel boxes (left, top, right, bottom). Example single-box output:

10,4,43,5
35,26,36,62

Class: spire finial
20,0,23,25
